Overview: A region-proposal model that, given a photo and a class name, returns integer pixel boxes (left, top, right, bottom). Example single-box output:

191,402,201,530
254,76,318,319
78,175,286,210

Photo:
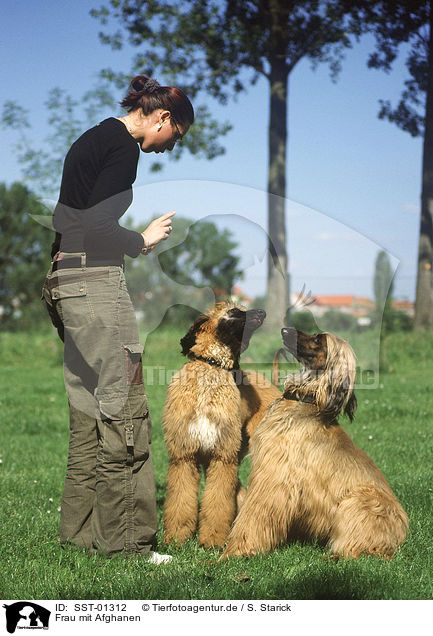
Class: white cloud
402,202,419,215
314,231,356,242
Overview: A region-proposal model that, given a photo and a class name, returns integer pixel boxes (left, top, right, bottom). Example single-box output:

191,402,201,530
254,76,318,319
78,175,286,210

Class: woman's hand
141,211,176,252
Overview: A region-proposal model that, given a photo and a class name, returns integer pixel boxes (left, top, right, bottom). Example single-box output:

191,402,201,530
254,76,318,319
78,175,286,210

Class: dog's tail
272,348,285,386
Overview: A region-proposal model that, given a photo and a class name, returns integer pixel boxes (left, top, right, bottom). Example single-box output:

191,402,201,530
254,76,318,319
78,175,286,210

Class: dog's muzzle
281,327,299,356
246,309,266,329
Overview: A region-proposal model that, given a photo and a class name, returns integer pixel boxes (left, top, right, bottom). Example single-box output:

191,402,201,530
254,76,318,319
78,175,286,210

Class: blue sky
0,0,422,301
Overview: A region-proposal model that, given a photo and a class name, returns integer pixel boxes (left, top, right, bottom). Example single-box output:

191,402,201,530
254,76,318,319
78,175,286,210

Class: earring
157,123,162,131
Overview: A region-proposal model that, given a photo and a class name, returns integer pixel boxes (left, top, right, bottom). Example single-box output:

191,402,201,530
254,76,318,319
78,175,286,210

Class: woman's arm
82,143,144,257
141,212,175,253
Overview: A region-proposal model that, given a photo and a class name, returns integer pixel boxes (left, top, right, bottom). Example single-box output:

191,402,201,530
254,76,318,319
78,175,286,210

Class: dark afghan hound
162,301,281,548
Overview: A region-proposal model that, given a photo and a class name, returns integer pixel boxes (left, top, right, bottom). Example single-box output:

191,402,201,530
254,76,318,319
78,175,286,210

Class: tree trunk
414,1,433,330
265,60,289,330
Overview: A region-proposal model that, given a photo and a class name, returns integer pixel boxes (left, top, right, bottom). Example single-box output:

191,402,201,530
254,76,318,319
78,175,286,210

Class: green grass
0,325,432,600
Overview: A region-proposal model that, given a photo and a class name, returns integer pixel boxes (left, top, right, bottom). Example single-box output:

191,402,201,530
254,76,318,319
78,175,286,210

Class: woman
42,75,194,562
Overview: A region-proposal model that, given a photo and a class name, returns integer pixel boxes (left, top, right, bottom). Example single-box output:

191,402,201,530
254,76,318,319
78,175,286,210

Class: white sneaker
148,551,173,565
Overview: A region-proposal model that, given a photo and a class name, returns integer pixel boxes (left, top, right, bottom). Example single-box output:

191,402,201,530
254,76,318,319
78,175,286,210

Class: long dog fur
222,328,408,559
162,302,281,548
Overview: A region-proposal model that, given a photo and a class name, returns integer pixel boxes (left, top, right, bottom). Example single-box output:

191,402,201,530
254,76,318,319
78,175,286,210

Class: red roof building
391,300,414,317
309,295,375,317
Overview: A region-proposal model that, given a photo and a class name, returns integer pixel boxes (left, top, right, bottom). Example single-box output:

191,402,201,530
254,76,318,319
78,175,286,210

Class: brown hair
120,75,194,130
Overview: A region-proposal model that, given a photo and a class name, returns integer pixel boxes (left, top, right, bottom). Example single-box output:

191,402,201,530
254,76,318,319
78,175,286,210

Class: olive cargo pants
42,254,157,556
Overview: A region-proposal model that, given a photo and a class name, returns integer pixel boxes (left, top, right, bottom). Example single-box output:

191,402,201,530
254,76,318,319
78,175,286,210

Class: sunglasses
171,115,183,142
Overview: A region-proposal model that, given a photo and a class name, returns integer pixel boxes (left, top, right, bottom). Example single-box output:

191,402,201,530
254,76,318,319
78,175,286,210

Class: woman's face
140,110,189,154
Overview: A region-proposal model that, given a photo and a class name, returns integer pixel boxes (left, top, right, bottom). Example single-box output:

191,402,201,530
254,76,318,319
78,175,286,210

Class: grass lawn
0,323,432,600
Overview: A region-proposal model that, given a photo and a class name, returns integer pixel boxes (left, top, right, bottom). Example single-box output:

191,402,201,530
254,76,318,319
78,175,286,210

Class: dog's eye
227,308,244,319
313,335,321,344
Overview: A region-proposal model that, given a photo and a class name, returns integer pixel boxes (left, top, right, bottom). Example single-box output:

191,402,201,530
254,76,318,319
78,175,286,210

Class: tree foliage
373,249,394,319
1,89,104,197
90,0,361,328
350,0,433,329
1,83,229,199
348,0,430,137
91,0,356,91
124,215,243,325
321,309,358,332
290,310,320,333
0,182,53,329
371,249,413,332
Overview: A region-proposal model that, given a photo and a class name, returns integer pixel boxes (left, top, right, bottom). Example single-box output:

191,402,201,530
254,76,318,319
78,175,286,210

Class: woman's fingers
157,212,174,239
142,212,176,248
159,217,175,228
158,211,176,222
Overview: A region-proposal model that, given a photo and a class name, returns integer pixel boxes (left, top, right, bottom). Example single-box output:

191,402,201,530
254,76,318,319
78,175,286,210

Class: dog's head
180,302,266,367
281,327,357,421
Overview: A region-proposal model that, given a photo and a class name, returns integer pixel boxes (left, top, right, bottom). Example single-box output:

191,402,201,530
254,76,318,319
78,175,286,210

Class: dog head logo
3,602,51,633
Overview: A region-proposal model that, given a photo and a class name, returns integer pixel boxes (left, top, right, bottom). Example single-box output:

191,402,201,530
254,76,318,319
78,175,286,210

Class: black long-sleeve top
51,117,144,260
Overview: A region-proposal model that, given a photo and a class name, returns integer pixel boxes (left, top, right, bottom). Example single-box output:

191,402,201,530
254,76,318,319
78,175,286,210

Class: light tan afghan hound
222,327,408,559
162,302,281,548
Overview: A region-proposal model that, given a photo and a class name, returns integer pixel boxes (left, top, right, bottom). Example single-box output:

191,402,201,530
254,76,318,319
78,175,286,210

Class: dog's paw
199,531,228,549
163,528,194,544
199,537,225,549
198,522,231,549
219,543,252,559
324,553,340,562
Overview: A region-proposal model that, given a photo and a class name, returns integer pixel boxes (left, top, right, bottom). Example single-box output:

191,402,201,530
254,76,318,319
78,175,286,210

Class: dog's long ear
180,315,208,356
344,392,357,422
315,334,357,420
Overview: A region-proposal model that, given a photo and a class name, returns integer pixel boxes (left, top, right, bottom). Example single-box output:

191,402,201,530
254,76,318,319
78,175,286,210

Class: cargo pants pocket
41,276,65,342
94,385,154,555
124,343,144,386
99,385,150,466
49,277,91,327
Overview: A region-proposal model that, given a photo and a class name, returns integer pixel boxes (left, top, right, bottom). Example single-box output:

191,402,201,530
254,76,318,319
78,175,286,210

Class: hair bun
131,75,161,94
